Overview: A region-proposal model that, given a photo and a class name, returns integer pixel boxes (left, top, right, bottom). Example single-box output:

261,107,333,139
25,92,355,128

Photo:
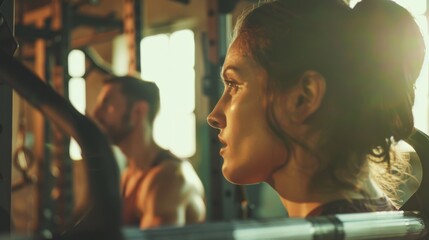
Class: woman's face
207,39,287,184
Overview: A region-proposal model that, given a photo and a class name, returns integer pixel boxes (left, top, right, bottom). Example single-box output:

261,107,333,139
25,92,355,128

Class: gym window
68,49,86,160
140,29,196,158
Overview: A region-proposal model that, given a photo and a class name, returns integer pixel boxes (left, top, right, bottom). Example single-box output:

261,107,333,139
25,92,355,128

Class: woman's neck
268,149,384,217
280,189,370,217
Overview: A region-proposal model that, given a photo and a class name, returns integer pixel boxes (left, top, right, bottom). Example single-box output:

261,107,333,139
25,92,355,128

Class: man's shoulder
134,153,205,216
136,157,204,211
148,158,196,183
142,156,202,193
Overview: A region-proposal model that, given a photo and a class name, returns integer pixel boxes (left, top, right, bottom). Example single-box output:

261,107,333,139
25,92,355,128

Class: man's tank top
121,150,180,226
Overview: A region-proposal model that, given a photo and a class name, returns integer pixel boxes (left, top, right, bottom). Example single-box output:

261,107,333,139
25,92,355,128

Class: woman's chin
222,166,261,185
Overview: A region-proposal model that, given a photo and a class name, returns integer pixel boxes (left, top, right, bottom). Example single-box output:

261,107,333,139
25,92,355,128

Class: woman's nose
207,114,220,129
207,108,225,129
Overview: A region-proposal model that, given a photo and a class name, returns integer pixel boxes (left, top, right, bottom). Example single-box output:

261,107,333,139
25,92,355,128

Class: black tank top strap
150,150,180,167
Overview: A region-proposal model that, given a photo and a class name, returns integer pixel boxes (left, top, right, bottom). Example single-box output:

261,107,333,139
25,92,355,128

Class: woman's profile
207,0,425,217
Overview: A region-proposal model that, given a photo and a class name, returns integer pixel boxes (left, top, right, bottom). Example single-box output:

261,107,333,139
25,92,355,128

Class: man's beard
107,109,134,145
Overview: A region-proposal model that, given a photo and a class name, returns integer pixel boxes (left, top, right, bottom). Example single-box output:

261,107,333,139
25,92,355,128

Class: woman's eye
224,80,239,94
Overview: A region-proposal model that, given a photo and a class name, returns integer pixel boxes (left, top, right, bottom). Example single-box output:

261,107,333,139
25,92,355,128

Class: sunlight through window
68,49,86,161
112,35,130,76
350,0,426,14
68,49,85,78
392,0,426,15
68,78,86,114
413,16,429,134
141,30,196,158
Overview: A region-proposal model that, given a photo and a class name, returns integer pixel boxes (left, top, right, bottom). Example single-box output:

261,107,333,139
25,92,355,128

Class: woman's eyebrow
220,65,240,81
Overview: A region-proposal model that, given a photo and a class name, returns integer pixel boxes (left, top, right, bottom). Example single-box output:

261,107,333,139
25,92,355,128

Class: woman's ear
290,70,326,123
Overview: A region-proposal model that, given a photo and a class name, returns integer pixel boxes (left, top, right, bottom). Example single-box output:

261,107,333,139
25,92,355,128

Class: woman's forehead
223,40,257,72
229,36,251,57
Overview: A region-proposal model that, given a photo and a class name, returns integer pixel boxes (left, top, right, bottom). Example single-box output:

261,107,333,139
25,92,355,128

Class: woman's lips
218,135,227,155
218,135,227,147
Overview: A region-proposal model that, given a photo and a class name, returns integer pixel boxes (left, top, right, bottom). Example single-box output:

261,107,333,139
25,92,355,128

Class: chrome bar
123,211,428,240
